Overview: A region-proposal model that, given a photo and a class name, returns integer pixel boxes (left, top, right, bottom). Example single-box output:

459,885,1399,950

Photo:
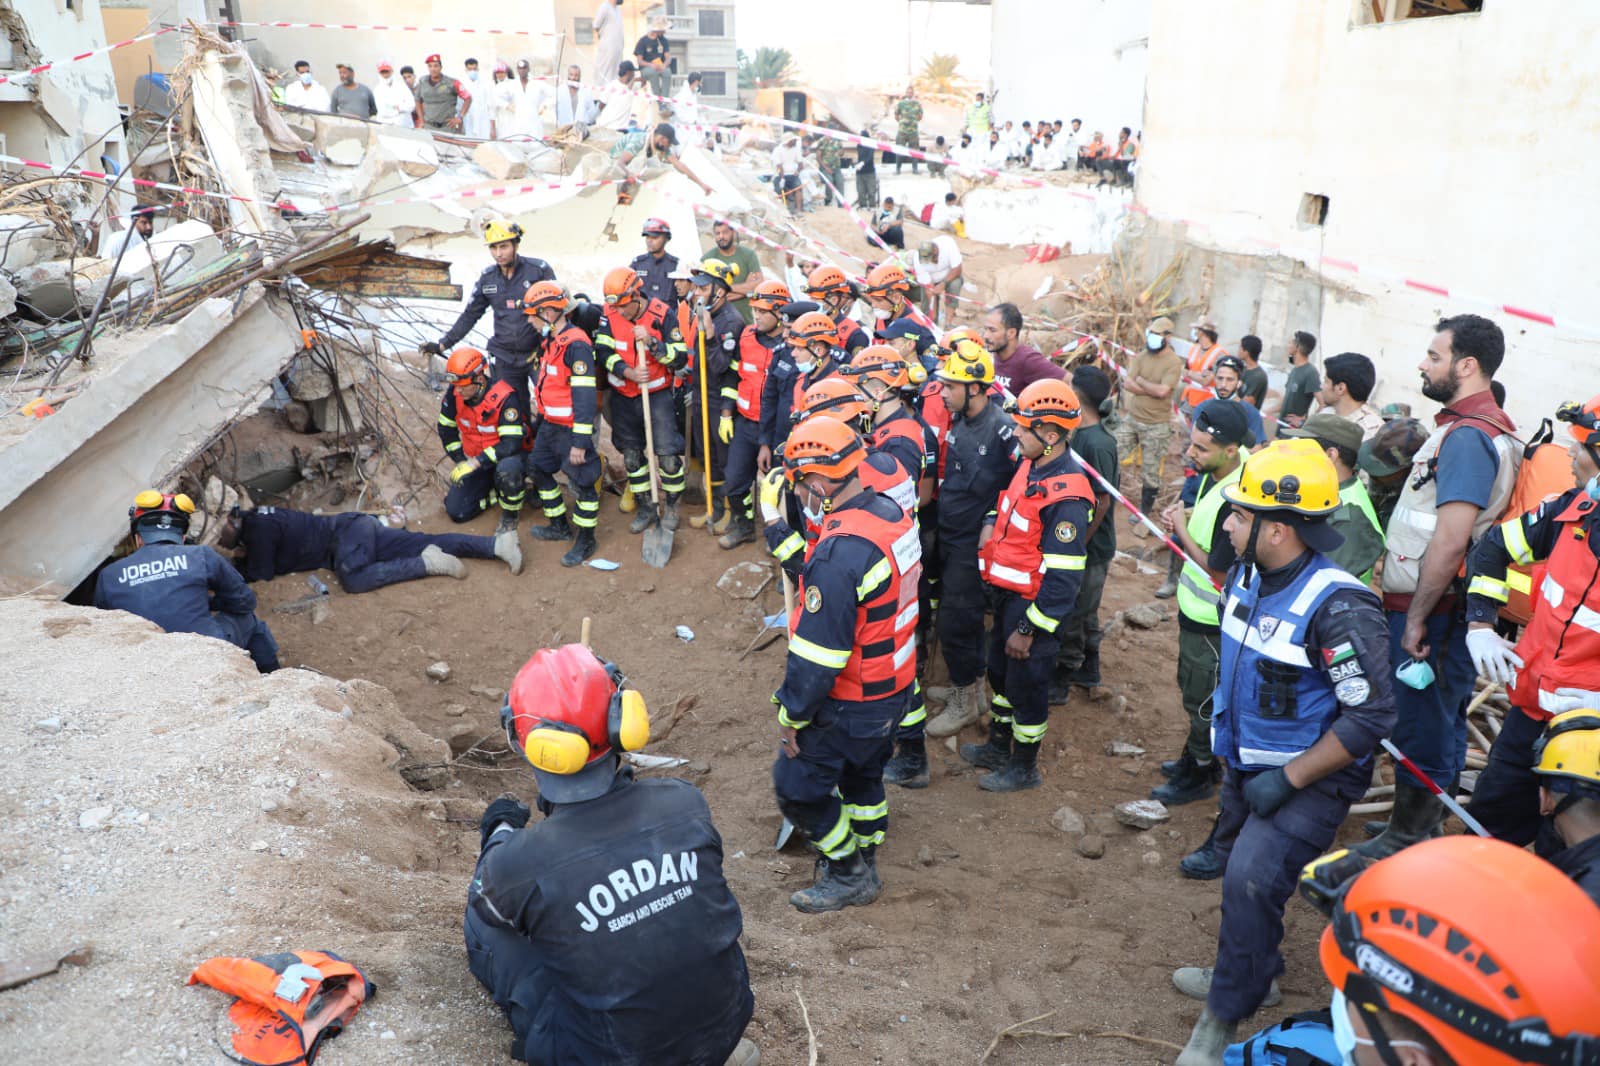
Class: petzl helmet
445,348,488,386
640,217,671,238
601,267,645,305
129,489,196,542
749,279,792,311
939,326,981,352
1315,836,1600,1066
522,280,568,317
863,262,911,297
502,644,650,803
1533,709,1600,803
805,264,852,299
790,310,838,346
1222,438,1340,517
800,377,872,427
934,338,994,385
482,218,523,245
783,414,865,485
1013,379,1082,435
844,344,914,391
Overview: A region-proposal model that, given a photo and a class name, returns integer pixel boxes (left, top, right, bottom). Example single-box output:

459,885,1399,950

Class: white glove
1465,626,1523,687
1548,687,1600,714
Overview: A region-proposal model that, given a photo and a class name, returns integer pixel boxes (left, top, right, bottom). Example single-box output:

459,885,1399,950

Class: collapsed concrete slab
472,140,529,181
0,214,63,272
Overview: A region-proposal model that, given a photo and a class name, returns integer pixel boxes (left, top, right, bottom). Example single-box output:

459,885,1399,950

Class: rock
473,140,529,180
260,799,278,813
1123,603,1166,629
1110,553,1138,574
0,213,63,272
1105,741,1145,757
34,716,62,734
442,703,468,718
715,560,772,599
1141,850,1163,867
1049,805,1086,835
1075,834,1105,859
310,601,331,626
446,722,481,757
470,685,506,702
916,845,935,866
234,701,267,718
1114,799,1171,830
249,839,270,852
78,806,113,830
426,661,452,682
0,274,15,318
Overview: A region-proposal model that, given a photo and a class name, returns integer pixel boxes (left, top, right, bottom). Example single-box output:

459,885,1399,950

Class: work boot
629,501,658,534
561,527,597,568
1172,967,1281,1009
1155,551,1182,598
660,495,682,532
1179,817,1223,881
790,850,880,913
882,739,929,789
1161,749,1196,780
960,721,1011,771
618,485,637,513
723,1038,761,1066
979,740,1041,792
1175,1008,1238,1066
925,683,981,737
1355,781,1444,860
527,513,571,541
690,494,726,530
420,544,466,579
718,514,756,549
1133,486,1157,535
1047,674,1072,706
492,514,523,575
1152,754,1219,806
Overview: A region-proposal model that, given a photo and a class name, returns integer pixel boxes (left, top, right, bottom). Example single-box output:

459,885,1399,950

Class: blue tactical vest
1211,555,1369,771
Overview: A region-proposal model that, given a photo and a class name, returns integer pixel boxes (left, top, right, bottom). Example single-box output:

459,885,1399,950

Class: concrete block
0,214,62,273
322,123,370,167
13,260,95,319
473,140,528,181
310,388,364,434
79,221,225,291
0,274,15,319
365,131,441,179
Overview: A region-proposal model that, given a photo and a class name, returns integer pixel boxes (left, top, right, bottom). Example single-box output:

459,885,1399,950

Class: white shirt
983,141,1008,170
492,78,519,134
460,73,492,138
772,140,804,176
103,223,149,259
284,79,331,112
555,81,599,127
1031,141,1063,171
914,234,962,287
509,76,546,139
373,75,413,126
929,201,964,232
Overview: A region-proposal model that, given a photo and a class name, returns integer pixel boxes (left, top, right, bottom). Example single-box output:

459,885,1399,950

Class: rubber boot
960,720,1011,770
629,500,658,534
1175,1008,1237,1066
420,544,466,579
718,513,756,549
1155,549,1182,598
1179,816,1223,880
618,485,637,513
925,683,980,737
1172,967,1281,1008
1134,486,1157,535
1355,781,1444,860
1161,749,1196,780
1152,754,1219,806
561,527,597,568
790,849,880,913
492,513,523,575
979,739,1041,792
882,738,929,789
527,513,571,542
660,494,681,532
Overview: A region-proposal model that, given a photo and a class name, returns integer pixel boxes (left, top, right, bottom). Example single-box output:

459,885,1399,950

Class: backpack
1224,1009,1341,1066
1495,418,1575,624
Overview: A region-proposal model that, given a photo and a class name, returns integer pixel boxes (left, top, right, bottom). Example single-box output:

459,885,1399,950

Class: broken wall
0,0,126,172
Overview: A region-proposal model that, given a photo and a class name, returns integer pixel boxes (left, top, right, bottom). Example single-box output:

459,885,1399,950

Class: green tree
916,53,960,95
737,47,799,89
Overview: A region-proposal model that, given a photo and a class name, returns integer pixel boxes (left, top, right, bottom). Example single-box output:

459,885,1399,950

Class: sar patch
1055,521,1076,543
1335,677,1372,705
804,585,823,613
573,361,588,374
1323,642,1355,666
1329,659,1365,684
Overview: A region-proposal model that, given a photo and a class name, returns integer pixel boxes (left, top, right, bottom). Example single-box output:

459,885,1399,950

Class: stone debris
1105,741,1146,757
1122,603,1167,630
425,661,452,682
35,717,63,734
1114,799,1171,830
78,806,113,831
715,561,772,599
1075,834,1106,859
1050,805,1086,835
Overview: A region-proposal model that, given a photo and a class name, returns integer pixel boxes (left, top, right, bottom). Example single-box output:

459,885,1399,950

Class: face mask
467,70,479,81
1189,327,1199,342
874,308,891,321
1146,330,1164,352
299,72,312,85
1330,990,1358,1065
793,353,814,372
1587,474,1600,501
802,498,827,525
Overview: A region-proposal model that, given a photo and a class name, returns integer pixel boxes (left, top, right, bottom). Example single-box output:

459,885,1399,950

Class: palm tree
737,47,799,89
916,53,960,95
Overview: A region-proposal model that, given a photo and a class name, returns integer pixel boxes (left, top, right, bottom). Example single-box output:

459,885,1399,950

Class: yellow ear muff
134,489,165,510
907,362,927,385
523,728,592,775
616,690,650,752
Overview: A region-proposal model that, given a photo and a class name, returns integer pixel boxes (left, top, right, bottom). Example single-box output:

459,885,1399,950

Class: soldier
893,86,923,174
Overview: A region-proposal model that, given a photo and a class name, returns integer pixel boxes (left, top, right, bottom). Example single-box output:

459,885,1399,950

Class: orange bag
188,950,373,1066
1497,420,1576,624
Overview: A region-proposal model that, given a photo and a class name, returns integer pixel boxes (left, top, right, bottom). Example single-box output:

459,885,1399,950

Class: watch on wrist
1015,619,1034,637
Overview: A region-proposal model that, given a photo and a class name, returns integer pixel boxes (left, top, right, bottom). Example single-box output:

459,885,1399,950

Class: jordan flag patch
1322,642,1355,667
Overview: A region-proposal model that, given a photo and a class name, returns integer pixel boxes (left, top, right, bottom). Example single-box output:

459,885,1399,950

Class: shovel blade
641,525,674,569
774,817,795,850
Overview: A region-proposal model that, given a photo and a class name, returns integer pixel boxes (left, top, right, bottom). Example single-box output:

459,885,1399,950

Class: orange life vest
676,303,697,371
604,299,672,397
1507,494,1600,721
188,950,371,1066
859,449,918,515
792,499,922,701
834,315,864,352
1182,342,1226,409
536,325,589,427
978,459,1094,597
735,326,778,422
455,379,516,460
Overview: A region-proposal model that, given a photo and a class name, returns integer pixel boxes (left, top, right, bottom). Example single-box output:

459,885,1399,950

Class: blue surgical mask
1396,657,1435,690
1587,474,1600,501
802,500,827,525
1145,330,1163,352
467,70,479,81
299,72,312,85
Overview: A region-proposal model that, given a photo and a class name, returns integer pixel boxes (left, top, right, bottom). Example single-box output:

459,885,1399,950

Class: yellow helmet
691,257,741,289
1534,710,1600,799
1221,438,1340,517
483,219,524,245
933,337,994,385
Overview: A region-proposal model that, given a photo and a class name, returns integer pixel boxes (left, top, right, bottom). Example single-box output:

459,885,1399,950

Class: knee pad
658,454,682,476
622,448,646,472
494,461,524,495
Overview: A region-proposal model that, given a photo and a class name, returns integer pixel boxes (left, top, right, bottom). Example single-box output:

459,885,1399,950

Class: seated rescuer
1171,439,1394,1066
437,347,527,531
467,644,756,1065
95,491,279,672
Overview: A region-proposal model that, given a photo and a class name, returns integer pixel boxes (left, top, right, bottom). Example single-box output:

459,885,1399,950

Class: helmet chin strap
1240,511,1265,581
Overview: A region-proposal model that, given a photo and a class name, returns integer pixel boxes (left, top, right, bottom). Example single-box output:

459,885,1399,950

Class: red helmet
129,489,196,540
602,267,644,305
640,217,671,238
805,264,851,298
503,644,650,801
445,347,487,385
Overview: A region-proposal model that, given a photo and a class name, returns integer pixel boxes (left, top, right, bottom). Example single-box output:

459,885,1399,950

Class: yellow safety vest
1175,465,1243,627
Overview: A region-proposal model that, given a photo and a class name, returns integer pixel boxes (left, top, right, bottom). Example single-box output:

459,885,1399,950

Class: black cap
779,300,820,323
1194,400,1251,447
878,318,933,354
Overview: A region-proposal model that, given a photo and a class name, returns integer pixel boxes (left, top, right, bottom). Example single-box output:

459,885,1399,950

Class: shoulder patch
804,585,823,613
504,408,519,421
572,361,587,375
1334,676,1372,705
1054,521,1076,543
670,328,682,341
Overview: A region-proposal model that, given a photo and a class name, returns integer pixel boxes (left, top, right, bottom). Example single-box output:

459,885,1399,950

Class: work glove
1465,626,1524,687
758,468,786,525
479,796,531,849
1243,766,1297,819
718,414,735,444
450,459,477,484
420,341,442,356
1548,687,1600,714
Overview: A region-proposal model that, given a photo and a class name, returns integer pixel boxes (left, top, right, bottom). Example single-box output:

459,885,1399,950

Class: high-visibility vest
535,325,589,426
1175,466,1243,627
189,949,372,1066
603,300,672,397
734,327,777,422
978,459,1093,597
1340,478,1383,584
455,380,515,460
1181,342,1225,409
1507,495,1600,721
859,449,918,516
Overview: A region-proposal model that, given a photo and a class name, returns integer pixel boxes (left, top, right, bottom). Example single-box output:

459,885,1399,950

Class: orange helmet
1316,837,1600,1066
750,279,792,311
863,262,910,297
1558,395,1600,445
445,347,487,385
800,377,871,426
602,267,644,305
783,414,865,484
502,644,650,802
805,264,851,298
1014,379,1082,435
940,326,981,352
522,280,567,316
789,310,838,346
844,344,913,390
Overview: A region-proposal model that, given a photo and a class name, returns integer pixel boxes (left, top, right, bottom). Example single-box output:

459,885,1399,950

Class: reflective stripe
856,558,892,600
845,801,888,821
790,634,852,669
773,532,804,562
894,601,918,630
1012,720,1047,743
1288,566,1368,616
1393,504,1437,532
572,422,594,436
437,413,457,427
737,395,754,413
891,640,915,669
1237,746,1301,768
1008,511,1031,533
1508,568,1531,595
1542,573,1564,608
1219,605,1311,667
1025,602,1059,633
1468,575,1510,603
501,424,525,437
986,560,1036,587
1042,554,1086,571
1503,518,1535,566
777,704,808,729
815,809,855,858
900,703,926,727
1179,568,1221,607
992,693,1014,709
543,405,573,417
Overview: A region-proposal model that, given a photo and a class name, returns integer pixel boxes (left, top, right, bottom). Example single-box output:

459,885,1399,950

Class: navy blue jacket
440,255,558,366
236,507,345,581
94,542,257,641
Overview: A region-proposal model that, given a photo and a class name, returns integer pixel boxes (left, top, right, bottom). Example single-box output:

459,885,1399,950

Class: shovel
774,568,799,850
638,379,673,568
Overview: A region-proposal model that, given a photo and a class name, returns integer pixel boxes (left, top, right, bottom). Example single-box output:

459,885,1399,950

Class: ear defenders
500,665,650,776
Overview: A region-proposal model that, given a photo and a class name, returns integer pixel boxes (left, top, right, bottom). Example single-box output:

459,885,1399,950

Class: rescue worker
1172,439,1395,1066
717,279,791,549
964,381,1093,791
438,348,526,536
766,416,921,913
630,217,679,309
522,282,600,567
1300,837,1600,1066
1179,319,1228,415
1461,395,1600,849
1153,402,1249,809
861,262,934,339
754,301,816,473
690,258,750,533
424,220,556,417
221,502,520,591
1531,710,1600,904
763,309,849,456
595,267,686,534
925,341,1020,737
802,265,871,356
1365,314,1517,859
468,644,756,1064
95,491,279,672
1356,416,1429,528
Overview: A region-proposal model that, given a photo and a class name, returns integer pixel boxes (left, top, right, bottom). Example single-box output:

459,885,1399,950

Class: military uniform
815,136,843,205
236,506,495,593
440,255,558,415
893,98,923,173
438,380,528,522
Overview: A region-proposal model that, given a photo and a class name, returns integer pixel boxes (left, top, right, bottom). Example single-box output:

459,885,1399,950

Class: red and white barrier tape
0,26,179,86
218,20,561,38
1068,445,1219,590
